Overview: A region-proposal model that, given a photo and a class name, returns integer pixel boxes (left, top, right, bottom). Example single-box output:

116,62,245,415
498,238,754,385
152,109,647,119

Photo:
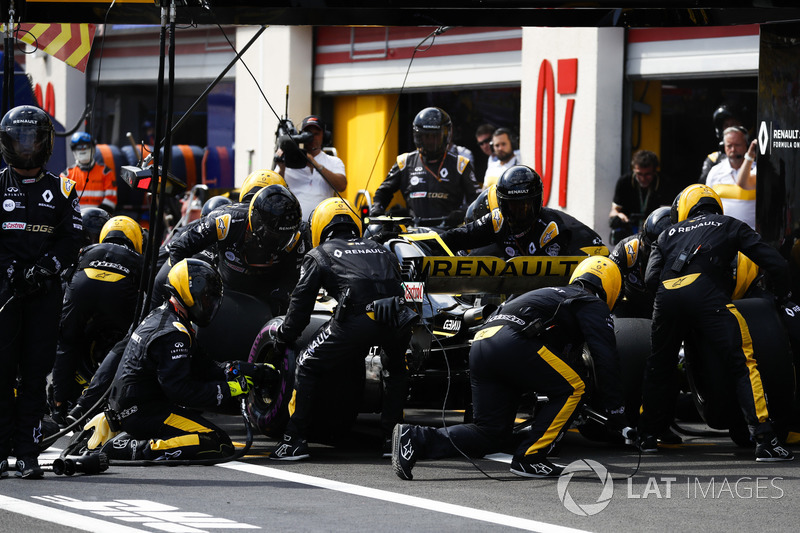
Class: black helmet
167,258,223,327
412,107,452,161
201,195,233,218
640,206,672,250
0,105,54,169
248,184,302,252
670,184,723,223
495,166,543,233
464,187,491,224
81,207,111,247
712,105,739,140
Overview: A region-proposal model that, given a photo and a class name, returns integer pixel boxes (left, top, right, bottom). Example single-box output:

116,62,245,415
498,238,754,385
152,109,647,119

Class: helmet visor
500,197,536,232
413,130,446,159
191,273,223,327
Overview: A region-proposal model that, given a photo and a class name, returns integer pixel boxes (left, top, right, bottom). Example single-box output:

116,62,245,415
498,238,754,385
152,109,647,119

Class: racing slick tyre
685,298,793,442
246,317,296,439
614,317,652,428
246,312,341,439
197,289,273,362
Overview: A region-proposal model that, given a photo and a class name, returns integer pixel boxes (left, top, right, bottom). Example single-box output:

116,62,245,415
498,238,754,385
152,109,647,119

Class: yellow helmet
569,256,622,310
309,197,362,248
100,215,143,254
239,169,287,203
671,184,723,223
167,258,223,327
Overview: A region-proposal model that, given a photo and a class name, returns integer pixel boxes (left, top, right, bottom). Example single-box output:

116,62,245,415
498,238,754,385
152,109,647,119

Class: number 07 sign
535,57,577,208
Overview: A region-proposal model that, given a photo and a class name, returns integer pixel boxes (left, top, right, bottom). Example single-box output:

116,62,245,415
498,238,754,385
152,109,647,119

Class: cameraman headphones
493,127,519,151
301,115,333,147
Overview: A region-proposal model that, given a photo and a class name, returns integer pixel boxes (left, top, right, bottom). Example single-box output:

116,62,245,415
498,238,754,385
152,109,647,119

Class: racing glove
85,413,121,450
268,325,290,357
22,255,60,295
372,296,400,326
605,406,628,434
228,375,254,397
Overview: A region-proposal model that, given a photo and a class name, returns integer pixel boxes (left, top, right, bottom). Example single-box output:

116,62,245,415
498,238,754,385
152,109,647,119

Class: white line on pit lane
218,461,589,533
0,495,148,533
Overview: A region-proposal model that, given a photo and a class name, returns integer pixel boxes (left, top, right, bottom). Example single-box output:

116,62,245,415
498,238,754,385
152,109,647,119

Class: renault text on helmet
0,105,54,170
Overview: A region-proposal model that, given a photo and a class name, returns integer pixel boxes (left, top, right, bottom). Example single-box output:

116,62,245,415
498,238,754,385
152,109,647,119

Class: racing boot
755,434,794,462
268,434,310,461
0,458,8,479
510,453,565,478
99,432,150,461
15,456,44,479
392,424,417,480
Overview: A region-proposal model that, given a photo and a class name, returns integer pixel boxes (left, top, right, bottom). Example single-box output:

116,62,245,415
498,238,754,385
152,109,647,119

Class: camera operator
275,115,347,220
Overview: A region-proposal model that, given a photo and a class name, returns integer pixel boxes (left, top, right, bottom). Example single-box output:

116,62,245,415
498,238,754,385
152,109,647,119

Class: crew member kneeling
392,256,626,480
102,259,272,461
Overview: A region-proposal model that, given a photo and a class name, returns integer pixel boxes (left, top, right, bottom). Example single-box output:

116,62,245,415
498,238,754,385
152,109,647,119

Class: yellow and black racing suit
370,150,481,228
52,241,143,407
441,206,608,258
400,285,625,461
108,301,234,460
0,167,82,460
641,212,790,438
278,235,417,441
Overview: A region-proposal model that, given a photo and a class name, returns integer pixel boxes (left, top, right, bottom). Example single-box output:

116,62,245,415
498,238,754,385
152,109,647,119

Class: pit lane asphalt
1,409,797,533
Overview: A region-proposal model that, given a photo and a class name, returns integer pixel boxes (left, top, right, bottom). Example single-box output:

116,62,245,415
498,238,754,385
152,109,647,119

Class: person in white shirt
483,127,522,189
705,126,757,230
275,115,347,221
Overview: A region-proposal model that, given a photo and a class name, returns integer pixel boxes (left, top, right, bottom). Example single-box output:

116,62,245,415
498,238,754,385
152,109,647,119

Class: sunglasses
478,138,492,146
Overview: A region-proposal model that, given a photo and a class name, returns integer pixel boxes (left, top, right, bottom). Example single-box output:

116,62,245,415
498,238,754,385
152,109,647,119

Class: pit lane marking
0,495,147,533
218,461,591,533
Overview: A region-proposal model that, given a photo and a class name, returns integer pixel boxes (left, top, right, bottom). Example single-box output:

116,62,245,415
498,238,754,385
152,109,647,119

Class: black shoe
392,424,416,480
381,437,392,459
99,432,149,461
510,454,564,478
0,458,8,479
66,404,87,426
15,456,44,479
756,435,794,462
268,434,310,461
636,434,658,453
657,428,682,445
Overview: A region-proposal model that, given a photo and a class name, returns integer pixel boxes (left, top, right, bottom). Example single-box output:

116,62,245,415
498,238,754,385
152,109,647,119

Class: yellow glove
85,413,121,450
228,375,254,397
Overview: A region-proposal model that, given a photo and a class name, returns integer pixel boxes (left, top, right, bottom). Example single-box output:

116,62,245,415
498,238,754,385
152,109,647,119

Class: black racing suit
441,206,608,258
52,242,143,406
609,235,653,318
0,167,82,459
163,203,306,316
279,235,418,440
108,302,234,460
404,285,625,461
370,150,481,228
640,212,791,439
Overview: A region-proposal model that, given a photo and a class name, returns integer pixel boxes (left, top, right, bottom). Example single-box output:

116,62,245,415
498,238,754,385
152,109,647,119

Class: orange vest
62,164,117,210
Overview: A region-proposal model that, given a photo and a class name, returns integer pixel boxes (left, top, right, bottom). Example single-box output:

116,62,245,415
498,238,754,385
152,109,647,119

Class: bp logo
557,459,613,516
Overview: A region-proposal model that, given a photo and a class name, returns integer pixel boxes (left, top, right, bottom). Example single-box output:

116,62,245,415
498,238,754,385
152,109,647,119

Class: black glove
267,325,289,357
605,407,628,434
372,296,400,326
226,360,281,388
